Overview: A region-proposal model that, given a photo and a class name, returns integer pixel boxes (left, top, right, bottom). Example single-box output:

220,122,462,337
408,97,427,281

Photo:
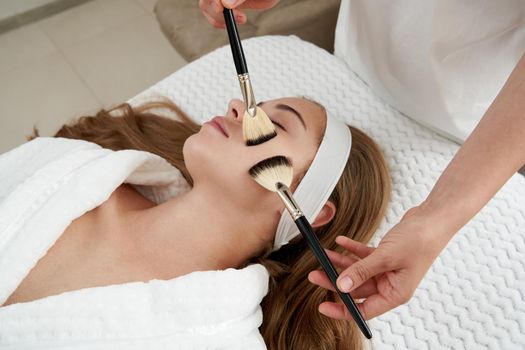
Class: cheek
260,140,309,180
183,133,235,183
183,133,263,192
183,131,295,210
182,134,202,179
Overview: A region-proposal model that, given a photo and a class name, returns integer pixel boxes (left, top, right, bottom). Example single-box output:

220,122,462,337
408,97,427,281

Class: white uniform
334,0,525,143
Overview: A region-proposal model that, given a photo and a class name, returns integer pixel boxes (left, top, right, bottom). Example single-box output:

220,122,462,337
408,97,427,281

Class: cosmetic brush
223,8,277,146
249,155,373,340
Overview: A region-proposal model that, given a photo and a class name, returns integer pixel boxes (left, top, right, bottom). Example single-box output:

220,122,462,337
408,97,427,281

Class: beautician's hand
308,206,449,321
309,53,525,321
199,0,280,28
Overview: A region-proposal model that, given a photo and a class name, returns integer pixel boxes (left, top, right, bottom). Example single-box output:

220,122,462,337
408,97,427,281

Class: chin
183,134,208,182
183,133,231,186
183,133,268,202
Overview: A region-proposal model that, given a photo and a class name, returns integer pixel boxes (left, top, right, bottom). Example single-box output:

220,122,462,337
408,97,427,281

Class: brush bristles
249,155,293,192
243,106,277,146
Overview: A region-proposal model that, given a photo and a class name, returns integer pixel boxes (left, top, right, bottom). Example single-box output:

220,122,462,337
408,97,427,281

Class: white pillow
129,35,525,349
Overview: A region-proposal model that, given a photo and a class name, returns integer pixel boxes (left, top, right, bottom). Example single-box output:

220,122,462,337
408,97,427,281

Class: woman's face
184,97,326,213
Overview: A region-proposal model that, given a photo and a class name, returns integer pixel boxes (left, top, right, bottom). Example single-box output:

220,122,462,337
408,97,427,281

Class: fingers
316,275,397,321
313,233,420,321
199,0,247,28
335,235,375,259
318,294,398,321
337,249,390,293
227,0,280,10
221,0,245,8
308,270,336,291
202,11,226,29
309,248,378,297
308,269,378,299
353,292,396,320
324,248,356,269
318,301,353,321
318,301,370,321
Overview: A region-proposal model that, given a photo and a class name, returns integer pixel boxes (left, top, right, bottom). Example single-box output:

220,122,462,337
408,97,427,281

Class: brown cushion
155,0,340,62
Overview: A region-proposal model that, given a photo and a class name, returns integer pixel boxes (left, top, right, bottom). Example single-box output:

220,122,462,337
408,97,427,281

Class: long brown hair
28,99,391,349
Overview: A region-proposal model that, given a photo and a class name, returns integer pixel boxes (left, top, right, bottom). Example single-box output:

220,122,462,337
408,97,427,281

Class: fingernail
339,276,353,292
307,272,313,282
223,0,237,6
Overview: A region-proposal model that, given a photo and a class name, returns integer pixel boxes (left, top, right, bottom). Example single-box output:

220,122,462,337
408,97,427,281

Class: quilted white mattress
129,35,525,349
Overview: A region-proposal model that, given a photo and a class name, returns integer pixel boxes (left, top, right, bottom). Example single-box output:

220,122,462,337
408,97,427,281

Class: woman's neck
104,184,274,278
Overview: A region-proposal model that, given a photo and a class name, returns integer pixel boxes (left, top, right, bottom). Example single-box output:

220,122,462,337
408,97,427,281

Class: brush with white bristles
242,106,277,146
223,8,277,146
248,155,373,340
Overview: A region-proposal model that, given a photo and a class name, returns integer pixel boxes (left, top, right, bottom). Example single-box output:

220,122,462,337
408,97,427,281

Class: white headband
273,113,352,251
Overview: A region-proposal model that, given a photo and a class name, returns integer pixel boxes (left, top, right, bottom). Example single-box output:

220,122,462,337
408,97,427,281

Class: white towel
0,137,268,349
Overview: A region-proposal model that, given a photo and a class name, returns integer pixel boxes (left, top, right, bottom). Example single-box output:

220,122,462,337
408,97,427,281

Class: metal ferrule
276,182,303,221
238,73,257,118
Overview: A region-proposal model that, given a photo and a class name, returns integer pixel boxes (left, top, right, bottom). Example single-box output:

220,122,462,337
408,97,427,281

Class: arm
419,52,525,248
309,52,525,321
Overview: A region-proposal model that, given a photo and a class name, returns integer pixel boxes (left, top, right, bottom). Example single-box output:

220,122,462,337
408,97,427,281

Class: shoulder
0,138,106,201
0,137,104,176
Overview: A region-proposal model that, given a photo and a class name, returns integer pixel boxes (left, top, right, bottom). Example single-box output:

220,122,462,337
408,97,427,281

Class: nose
226,99,246,123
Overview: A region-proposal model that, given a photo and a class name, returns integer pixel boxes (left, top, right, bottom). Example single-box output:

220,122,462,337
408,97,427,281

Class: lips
208,116,229,137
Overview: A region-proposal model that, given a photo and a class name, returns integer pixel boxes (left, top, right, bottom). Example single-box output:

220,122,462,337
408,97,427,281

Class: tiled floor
0,0,186,154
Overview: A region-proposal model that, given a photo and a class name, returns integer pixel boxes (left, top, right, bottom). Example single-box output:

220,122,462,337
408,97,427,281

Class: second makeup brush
248,155,373,340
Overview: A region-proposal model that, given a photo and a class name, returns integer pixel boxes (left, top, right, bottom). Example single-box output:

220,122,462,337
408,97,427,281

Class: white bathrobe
0,137,269,349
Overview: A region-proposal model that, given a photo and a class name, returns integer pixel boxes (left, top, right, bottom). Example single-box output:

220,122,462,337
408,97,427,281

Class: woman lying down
0,97,390,349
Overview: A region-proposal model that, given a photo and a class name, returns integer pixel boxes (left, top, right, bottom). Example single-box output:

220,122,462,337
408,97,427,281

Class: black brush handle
223,8,248,75
295,215,373,339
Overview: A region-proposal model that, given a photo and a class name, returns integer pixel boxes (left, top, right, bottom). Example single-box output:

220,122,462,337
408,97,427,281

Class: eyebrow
257,101,307,130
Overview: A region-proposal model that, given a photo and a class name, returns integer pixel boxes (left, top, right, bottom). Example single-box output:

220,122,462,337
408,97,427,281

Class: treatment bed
129,35,525,349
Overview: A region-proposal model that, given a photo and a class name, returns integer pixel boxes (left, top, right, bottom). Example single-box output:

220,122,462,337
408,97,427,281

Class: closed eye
271,119,286,132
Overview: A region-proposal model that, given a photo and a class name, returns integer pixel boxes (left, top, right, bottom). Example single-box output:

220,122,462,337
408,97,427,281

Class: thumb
337,251,388,293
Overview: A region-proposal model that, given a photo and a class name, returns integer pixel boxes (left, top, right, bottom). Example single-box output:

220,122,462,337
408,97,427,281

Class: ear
311,201,336,228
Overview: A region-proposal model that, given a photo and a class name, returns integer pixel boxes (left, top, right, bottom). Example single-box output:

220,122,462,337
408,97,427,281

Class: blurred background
0,0,340,154
0,0,522,176
0,0,186,154
0,0,339,154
